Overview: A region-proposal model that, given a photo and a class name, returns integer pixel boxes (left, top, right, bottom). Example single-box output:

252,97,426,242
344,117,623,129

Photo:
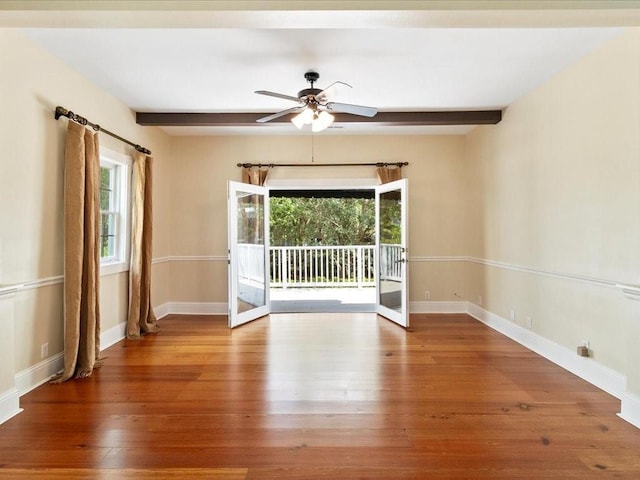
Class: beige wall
0,30,172,381
465,29,640,395
169,134,468,304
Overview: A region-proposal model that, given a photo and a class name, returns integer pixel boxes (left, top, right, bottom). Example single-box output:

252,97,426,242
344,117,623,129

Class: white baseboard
155,302,227,317
620,393,640,429
154,302,171,319
13,321,127,400
410,301,468,314
467,303,626,400
14,353,64,397
0,387,22,425
101,321,127,350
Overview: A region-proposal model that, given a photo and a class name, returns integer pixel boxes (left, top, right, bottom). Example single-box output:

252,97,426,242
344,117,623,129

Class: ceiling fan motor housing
297,88,323,101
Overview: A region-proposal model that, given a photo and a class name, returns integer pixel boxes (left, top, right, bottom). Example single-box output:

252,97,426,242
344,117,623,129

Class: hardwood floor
1,313,639,479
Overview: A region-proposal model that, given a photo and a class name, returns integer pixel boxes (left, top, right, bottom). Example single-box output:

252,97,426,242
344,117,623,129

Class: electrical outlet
478,295,482,305
510,310,515,321
583,340,590,350
526,317,533,329
577,345,590,357
424,290,430,300
40,343,48,359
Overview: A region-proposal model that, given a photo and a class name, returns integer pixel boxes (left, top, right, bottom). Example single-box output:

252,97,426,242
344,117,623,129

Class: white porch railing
237,244,402,288
271,245,376,288
237,244,265,283
379,243,403,282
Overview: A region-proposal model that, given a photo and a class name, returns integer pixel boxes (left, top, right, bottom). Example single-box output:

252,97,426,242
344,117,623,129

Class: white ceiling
7,3,629,135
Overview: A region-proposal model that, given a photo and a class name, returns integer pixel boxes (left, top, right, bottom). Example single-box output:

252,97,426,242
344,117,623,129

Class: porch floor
270,286,376,313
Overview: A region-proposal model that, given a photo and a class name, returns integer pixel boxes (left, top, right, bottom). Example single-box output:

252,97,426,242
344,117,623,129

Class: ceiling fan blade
316,81,352,102
255,90,302,103
256,106,304,123
326,102,378,118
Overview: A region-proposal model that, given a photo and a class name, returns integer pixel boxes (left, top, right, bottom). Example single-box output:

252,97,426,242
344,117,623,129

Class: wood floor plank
244,466,627,480
0,468,247,479
1,313,639,479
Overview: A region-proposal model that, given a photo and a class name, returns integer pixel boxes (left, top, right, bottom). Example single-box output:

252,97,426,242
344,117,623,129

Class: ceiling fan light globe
291,112,305,129
312,111,334,132
291,108,315,129
301,108,314,124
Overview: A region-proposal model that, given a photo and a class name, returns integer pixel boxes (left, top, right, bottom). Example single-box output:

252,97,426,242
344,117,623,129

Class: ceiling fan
255,71,378,132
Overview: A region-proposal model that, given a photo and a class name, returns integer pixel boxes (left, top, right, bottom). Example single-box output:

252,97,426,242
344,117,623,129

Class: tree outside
270,196,375,246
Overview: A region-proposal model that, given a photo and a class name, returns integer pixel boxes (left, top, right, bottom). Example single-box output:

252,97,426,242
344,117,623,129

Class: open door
228,181,270,328
376,179,409,327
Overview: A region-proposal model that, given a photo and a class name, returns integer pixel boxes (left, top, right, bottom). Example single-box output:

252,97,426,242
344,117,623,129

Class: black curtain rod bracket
237,162,408,168
55,106,151,155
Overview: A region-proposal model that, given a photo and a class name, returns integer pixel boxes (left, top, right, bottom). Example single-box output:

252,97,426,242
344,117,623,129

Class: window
99,149,131,275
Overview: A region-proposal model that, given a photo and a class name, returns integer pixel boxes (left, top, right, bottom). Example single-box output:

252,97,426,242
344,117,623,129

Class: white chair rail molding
616,283,640,301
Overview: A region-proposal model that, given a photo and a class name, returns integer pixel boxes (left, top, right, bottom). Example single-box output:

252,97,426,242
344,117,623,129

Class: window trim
99,148,132,277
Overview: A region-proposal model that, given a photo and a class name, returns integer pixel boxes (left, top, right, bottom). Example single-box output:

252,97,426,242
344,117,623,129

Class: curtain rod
54,106,151,155
237,162,409,168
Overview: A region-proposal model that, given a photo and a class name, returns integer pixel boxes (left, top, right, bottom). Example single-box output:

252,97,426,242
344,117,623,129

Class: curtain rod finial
54,106,68,120
135,145,152,155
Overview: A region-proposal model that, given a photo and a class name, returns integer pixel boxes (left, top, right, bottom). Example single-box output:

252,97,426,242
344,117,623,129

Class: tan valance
376,166,403,184
242,166,270,186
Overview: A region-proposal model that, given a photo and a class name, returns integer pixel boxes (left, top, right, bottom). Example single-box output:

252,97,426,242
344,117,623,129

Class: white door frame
227,178,409,327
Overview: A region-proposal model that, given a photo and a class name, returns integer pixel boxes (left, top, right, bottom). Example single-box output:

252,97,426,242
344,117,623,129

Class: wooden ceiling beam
136,110,502,127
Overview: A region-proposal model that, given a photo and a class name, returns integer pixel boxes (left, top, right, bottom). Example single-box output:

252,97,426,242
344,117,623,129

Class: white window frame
99,148,131,276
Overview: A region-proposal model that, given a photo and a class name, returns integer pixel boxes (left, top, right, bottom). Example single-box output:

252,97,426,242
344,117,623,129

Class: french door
228,179,408,328
227,181,270,328
375,179,409,327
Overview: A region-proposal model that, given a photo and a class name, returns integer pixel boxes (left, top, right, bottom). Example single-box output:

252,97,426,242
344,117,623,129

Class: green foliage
379,193,401,244
237,194,265,244
270,197,375,246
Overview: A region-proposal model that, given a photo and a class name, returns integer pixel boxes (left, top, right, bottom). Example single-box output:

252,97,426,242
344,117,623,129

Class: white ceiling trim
3,5,640,28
